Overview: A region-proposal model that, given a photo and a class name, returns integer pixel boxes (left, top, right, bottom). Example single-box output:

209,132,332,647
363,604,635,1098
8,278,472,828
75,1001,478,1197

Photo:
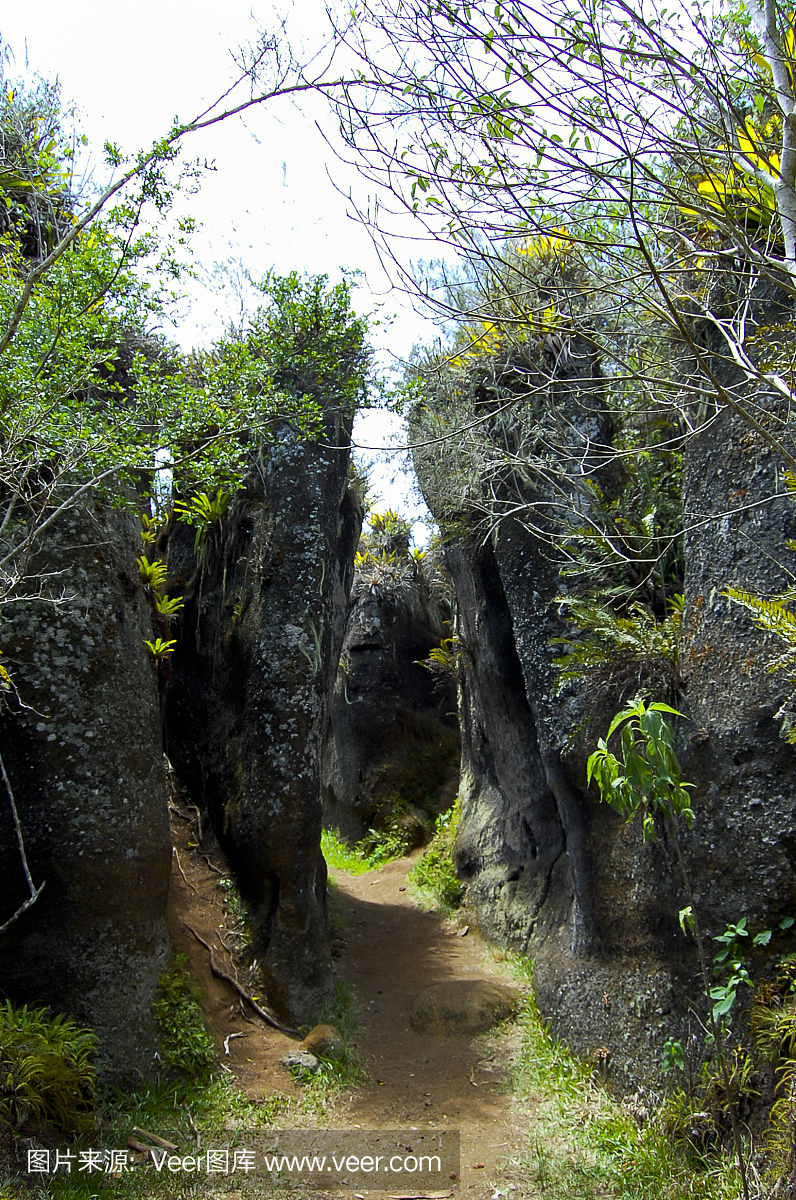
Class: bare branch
0,748,44,935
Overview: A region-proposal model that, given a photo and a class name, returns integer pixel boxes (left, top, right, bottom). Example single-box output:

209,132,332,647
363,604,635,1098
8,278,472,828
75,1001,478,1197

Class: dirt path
329,856,528,1195
168,809,529,1197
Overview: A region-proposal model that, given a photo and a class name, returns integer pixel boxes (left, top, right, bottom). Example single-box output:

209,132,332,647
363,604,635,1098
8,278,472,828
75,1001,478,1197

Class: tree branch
0,748,44,935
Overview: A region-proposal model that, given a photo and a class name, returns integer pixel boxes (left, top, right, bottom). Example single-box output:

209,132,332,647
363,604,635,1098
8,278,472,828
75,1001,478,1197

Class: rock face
0,501,171,1076
445,538,569,952
412,323,796,1087
323,548,459,846
165,420,360,1026
678,405,796,934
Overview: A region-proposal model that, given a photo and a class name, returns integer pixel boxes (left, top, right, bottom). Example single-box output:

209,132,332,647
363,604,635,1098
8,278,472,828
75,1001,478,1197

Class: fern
552,594,683,694
725,589,796,672
0,1001,96,1131
418,636,467,691
725,589,796,741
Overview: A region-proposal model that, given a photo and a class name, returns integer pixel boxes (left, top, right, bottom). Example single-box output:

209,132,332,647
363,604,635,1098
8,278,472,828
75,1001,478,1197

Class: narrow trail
329,855,529,1195
168,809,531,1197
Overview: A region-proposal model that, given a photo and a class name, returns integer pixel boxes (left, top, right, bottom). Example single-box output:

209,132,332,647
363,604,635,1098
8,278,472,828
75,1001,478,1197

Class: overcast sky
1,1,440,531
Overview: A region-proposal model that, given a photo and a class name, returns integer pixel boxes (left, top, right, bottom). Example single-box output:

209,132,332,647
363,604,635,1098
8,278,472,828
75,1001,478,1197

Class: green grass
508,989,744,1200
292,1046,366,1118
321,827,405,874
3,1069,298,1198
0,952,367,1198
0,971,295,1199
1,1071,294,1199
406,801,463,912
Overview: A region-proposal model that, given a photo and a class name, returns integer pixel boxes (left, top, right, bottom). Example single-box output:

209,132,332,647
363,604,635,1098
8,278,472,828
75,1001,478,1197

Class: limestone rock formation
678,408,796,937
323,537,459,847
412,319,796,1087
165,420,361,1026
0,501,172,1076
445,539,569,951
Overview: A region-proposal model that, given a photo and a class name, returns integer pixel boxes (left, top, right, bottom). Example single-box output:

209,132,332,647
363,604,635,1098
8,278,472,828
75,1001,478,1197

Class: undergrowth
510,990,743,1200
406,800,463,912
153,953,215,1084
0,1067,295,1199
0,1002,96,1134
321,826,406,874
0,968,362,1197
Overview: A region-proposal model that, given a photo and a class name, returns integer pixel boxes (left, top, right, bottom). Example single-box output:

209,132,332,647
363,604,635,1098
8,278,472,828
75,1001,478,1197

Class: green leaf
662,1038,685,1072
710,987,737,1020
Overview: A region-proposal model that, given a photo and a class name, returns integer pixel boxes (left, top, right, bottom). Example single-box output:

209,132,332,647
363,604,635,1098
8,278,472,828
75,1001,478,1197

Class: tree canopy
0,64,372,647
315,0,796,601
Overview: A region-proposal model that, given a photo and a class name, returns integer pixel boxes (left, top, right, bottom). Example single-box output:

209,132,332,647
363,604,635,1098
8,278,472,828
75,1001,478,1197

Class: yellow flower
518,226,573,258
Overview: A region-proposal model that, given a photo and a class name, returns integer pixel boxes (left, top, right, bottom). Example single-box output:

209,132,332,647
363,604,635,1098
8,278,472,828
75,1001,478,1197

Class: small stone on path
280,1050,319,1073
300,1023,343,1058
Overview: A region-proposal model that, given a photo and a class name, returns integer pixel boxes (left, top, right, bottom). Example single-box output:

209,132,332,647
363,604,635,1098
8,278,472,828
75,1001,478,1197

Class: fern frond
552,594,682,694
725,589,796,644
0,1001,96,1131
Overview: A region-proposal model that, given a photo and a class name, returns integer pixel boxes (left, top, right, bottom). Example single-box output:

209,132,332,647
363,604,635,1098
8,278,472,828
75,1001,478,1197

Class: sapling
588,697,750,1200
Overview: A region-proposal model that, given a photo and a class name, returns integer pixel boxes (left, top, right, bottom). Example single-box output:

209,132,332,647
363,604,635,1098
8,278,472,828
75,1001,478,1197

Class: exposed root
183,921,300,1038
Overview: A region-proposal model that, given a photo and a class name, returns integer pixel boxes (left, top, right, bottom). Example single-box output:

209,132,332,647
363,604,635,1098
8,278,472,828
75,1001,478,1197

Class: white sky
1,1,441,535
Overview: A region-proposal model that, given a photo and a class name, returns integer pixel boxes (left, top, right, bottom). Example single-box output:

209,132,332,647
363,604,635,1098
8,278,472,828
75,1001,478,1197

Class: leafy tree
328,0,796,540
0,62,374,614
0,52,373,933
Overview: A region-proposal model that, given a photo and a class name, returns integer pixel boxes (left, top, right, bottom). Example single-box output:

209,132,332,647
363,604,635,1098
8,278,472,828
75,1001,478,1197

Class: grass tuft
509,988,743,1200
